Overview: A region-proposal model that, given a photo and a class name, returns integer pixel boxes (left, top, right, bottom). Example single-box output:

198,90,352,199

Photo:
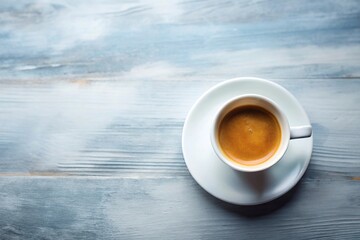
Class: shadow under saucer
195,170,304,217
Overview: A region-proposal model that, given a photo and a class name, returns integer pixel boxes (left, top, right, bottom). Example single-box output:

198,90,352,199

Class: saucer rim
182,77,313,205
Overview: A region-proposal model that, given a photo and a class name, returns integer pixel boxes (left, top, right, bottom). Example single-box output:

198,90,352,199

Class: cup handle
290,125,312,139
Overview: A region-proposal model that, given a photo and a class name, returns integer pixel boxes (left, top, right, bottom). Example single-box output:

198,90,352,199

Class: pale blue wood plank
0,177,359,240
0,0,359,79
0,78,359,176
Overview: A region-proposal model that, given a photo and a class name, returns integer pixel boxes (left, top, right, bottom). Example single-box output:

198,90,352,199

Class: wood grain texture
0,78,359,177
0,0,359,239
0,177,359,240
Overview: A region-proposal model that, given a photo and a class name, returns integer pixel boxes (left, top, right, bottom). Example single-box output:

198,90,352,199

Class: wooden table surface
1,0,360,239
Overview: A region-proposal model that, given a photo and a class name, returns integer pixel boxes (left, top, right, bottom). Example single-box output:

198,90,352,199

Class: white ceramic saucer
182,77,313,205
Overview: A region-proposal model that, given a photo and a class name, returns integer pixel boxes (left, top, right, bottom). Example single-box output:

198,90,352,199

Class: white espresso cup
210,94,312,172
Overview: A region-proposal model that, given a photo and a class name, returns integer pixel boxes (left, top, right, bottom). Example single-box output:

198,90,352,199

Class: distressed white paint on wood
0,177,359,239
0,78,359,177
0,0,359,80
0,0,359,239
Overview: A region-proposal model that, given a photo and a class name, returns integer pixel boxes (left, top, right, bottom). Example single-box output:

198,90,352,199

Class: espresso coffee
218,105,281,166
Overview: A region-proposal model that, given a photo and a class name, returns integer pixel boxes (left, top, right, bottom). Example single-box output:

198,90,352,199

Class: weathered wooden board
0,78,359,177
0,177,359,240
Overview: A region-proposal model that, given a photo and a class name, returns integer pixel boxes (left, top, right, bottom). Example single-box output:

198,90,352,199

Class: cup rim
210,94,290,172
